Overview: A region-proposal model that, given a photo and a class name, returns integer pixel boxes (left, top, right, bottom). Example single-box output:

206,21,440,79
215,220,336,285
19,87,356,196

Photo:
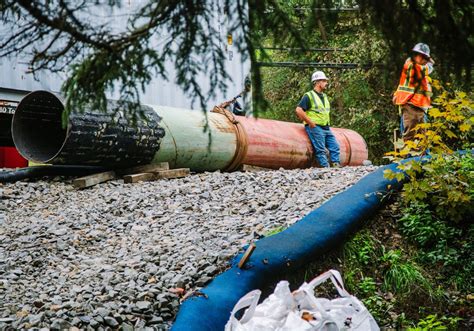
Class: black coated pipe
12,91,166,167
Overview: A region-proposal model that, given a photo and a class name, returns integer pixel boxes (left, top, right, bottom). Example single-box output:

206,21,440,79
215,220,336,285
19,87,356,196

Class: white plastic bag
294,270,380,331
226,281,305,331
225,270,380,331
225,289,263,331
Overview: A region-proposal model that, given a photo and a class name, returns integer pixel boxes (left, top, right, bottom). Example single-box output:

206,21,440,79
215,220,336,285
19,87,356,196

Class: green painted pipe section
149,106,238,172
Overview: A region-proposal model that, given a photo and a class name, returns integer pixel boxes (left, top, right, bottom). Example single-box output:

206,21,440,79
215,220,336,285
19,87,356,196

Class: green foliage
387,153,474,222
408,314,463,331
384,85,474,222
314,219,469,328
380,248,432,296
341,230,378,295
386,113,474,291
342,232,419,324
259,10,397,163
2,1,472,125
357,0,473,88
399,203,474,292
399,203,459,248
356,277,391,322
343,230,377,266
357,276,376,296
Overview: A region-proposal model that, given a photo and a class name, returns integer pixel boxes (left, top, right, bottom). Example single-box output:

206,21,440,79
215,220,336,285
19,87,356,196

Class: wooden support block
119,162,169,175
242,164,273,172
155,168,190,179
73,171,116,189
123,168,190,184
123,172,155,183
238,243,256,269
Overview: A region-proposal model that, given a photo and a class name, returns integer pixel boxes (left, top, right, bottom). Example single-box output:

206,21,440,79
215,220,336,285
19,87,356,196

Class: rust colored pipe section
332,128,369,166
236,116,368,168
237,117,313,169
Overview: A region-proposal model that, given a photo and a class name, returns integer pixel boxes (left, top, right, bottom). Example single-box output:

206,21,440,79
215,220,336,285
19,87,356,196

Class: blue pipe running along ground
172,162,408,330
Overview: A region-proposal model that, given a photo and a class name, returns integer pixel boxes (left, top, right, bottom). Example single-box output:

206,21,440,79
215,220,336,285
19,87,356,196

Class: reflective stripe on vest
393,58,432,110
305,90,331,126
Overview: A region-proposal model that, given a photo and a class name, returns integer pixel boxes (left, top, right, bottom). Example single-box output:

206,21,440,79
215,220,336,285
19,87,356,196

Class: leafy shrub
399,203,460,248
398,202,473,292
385,146,473,224
384,86,473,293
356,276,391,323
385,84,473,222
408,314,463,330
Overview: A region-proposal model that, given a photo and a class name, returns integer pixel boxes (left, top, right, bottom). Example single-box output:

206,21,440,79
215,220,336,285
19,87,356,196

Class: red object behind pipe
0,147,28,168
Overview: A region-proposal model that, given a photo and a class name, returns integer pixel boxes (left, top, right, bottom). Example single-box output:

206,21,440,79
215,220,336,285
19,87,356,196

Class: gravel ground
0,166,377,330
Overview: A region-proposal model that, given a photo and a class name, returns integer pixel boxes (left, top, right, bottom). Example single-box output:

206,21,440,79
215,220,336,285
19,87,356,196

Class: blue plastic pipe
172,162,407,330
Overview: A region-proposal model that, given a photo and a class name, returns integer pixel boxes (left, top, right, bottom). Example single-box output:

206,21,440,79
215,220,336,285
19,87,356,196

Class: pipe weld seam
211,106,248,172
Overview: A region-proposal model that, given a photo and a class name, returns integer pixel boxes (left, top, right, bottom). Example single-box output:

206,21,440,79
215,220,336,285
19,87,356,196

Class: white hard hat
311,71,328,83
412,43,434,63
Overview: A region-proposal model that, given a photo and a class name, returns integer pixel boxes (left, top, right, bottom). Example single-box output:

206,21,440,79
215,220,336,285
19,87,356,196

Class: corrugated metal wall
0,0,251,111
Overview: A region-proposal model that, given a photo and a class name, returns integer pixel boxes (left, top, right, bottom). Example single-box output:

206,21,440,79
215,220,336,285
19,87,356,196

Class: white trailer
0,1,251,146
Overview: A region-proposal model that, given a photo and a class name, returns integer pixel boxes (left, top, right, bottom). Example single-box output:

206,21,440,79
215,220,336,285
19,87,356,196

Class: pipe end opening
12,91,67,163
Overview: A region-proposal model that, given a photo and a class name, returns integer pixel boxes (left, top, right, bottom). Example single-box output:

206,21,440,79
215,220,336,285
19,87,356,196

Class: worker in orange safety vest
393,43,434,142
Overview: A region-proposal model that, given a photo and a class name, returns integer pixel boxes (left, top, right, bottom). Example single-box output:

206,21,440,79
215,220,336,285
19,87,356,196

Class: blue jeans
305,126,340,167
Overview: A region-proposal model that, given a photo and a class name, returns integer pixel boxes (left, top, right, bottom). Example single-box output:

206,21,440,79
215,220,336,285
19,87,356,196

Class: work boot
332,162,341,168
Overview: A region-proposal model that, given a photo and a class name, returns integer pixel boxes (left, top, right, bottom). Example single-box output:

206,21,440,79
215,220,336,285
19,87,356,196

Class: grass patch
263,226,286,237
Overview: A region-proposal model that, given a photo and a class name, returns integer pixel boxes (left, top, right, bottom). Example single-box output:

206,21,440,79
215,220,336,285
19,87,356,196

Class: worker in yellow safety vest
393,43,434,142
295,71,340,168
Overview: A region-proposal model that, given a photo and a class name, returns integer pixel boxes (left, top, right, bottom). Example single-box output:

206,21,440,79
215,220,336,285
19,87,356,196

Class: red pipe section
237,116,368,168
332,128,369,166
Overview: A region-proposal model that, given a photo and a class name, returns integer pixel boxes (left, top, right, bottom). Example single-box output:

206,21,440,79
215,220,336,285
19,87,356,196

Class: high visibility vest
304,90,331,126
393,58,432,110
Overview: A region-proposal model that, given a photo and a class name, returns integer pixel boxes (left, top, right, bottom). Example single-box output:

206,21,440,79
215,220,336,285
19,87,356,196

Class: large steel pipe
235,116,368,169
12,91,239,171
237,117,314,169
12,91,368,171
332,128,369,166
12,91,165,167
149,106,239,172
